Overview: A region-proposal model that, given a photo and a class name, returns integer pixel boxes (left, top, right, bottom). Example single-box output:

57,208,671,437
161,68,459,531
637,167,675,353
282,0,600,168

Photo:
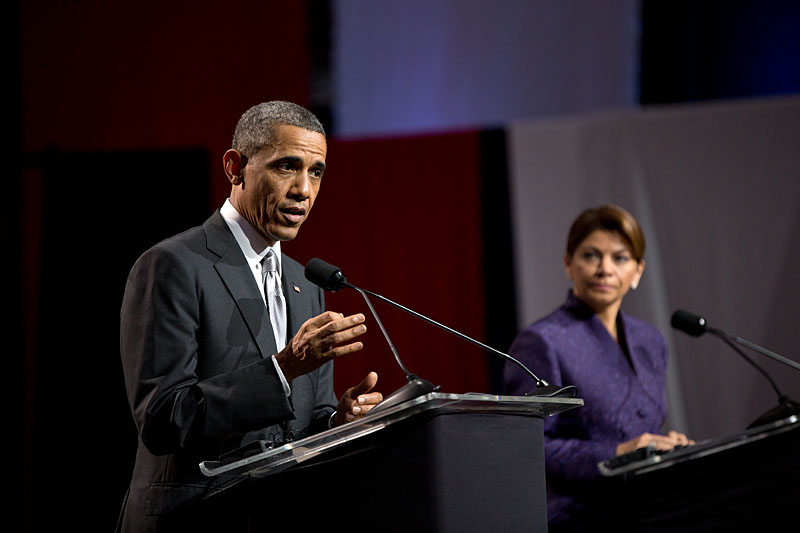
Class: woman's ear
631,259,645,290
563,252,572,281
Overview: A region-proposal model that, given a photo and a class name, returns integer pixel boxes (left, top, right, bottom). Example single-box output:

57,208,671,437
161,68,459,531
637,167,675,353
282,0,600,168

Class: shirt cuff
271,354,291,397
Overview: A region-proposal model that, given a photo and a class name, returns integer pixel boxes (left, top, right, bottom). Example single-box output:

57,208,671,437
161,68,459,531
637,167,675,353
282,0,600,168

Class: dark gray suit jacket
118,211,336,532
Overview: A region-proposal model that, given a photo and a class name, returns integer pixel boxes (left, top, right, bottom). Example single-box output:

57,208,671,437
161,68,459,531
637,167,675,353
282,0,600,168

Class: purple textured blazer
503,291,668,527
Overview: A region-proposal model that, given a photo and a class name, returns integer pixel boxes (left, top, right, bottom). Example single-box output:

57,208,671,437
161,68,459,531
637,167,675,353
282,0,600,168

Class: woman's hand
615,430,694,456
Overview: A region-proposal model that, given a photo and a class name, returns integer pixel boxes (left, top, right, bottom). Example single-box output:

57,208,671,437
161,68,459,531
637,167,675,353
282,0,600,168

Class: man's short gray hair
232,101,326,157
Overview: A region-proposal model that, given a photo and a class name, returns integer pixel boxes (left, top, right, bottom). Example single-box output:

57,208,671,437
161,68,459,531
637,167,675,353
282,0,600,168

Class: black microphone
305,258,347,292
305,258,574,414
671,309,800,428
670,309,707,337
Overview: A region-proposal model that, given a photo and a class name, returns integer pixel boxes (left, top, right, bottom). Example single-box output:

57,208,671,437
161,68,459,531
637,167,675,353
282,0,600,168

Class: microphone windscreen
305,258,347,291
671,309,707,337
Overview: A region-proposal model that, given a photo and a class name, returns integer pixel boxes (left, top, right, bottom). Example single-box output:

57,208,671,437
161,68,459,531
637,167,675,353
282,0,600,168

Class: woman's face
565,229,644,314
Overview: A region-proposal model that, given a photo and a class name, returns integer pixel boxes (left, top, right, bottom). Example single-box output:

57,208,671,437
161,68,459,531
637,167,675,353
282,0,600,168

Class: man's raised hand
276,311,366,382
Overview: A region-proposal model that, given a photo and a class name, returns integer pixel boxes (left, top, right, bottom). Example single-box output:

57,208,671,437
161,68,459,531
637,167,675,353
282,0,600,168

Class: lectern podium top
200,391,582,480
597,414,800,477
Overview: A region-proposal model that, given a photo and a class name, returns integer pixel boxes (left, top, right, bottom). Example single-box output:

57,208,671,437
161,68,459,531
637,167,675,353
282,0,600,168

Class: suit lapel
281,256,312,338
204,211,278,359
619,312,661,404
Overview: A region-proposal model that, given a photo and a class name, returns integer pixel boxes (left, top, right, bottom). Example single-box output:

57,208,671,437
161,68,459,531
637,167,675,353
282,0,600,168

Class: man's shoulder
130,213,224,271
158,224,206,247
140,225,207,264
151,211,226,251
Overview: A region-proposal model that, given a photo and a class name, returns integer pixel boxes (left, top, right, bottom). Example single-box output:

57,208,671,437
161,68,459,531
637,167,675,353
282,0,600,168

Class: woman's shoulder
620,312,664,337
517,305,584,343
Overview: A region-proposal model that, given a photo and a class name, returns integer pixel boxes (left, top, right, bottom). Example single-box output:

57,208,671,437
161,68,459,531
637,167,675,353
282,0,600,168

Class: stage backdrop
507,95,800,440
331,0,638,137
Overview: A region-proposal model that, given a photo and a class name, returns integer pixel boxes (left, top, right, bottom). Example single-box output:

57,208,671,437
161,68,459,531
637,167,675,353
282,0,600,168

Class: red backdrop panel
21,0,313,209
284,132,490,397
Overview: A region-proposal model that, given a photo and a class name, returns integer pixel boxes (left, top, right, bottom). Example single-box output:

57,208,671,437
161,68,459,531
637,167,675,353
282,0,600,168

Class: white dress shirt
220,199,291,395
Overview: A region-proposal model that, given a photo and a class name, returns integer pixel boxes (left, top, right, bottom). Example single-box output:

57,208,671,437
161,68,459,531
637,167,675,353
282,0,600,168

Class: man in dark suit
118,101,382,532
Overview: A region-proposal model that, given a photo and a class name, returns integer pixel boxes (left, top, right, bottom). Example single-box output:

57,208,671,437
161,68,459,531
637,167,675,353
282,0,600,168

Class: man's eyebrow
272,156,326,171
273,155,302,165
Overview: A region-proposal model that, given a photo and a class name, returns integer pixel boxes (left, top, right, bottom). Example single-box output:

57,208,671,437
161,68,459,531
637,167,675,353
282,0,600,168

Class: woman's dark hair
566,204,645,262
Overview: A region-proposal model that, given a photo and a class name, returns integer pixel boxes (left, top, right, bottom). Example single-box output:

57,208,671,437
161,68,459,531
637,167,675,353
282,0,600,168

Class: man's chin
266,225,302,243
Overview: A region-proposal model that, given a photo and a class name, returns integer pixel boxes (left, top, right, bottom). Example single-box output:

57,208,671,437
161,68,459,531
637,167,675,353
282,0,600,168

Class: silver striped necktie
263,249,287,351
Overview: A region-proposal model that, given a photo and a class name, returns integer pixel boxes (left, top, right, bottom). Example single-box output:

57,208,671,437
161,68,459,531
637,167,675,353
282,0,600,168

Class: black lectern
598,415,800,531
198,392,582,532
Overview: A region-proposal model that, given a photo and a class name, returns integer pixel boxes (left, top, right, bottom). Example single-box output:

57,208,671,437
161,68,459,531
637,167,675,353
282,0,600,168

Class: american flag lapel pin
293,283,301,293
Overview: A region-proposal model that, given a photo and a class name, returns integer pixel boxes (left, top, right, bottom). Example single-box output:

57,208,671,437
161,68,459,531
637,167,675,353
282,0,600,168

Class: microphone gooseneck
305,258,415,379
354,283,575,396
305,258,438,413
671,309,800,372
304,258,573,410
351,286,412,378
671,309,800,428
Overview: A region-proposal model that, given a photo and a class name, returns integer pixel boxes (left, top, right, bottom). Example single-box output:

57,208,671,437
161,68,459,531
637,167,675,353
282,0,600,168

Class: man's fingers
327,341,364,358
305,311,344,329
350,371,379,396
300,312,366,356
285,313,369,383
318,313,365,336
323,322,367,347
355,391,383,406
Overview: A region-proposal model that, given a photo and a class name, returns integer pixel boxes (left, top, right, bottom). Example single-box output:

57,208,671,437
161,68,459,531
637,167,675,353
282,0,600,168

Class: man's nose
288,172,312,199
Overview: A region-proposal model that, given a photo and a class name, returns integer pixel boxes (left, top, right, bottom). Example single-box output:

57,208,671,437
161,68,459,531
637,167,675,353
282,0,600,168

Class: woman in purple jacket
503,205,691,531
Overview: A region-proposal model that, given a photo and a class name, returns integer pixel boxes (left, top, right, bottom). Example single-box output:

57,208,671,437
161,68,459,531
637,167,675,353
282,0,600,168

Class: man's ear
223,149,247,185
